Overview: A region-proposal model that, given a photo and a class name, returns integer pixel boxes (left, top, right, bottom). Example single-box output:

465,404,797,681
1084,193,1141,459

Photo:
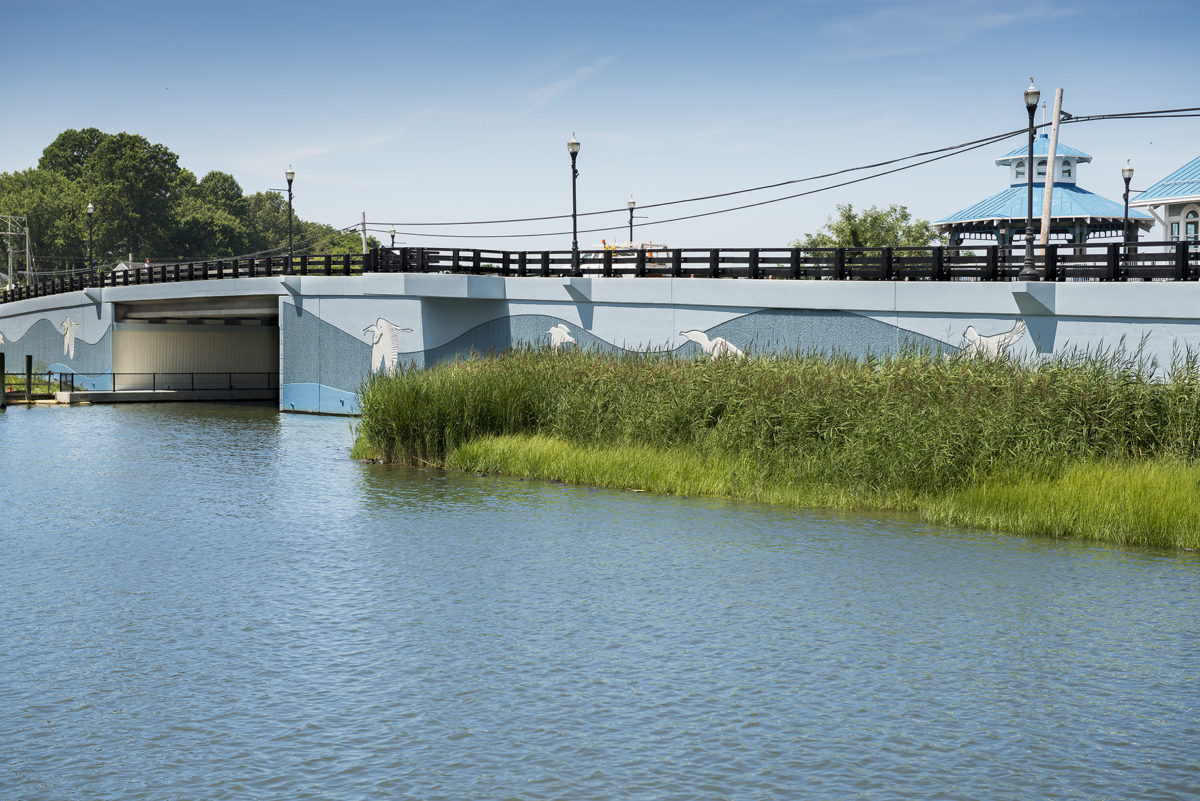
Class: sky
3,0,1198,254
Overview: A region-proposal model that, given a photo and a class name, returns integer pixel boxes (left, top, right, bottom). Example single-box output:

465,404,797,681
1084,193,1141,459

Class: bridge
3,241,1200,414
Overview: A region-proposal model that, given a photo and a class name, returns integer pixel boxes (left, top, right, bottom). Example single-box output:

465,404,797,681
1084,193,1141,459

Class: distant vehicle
584,239,671,266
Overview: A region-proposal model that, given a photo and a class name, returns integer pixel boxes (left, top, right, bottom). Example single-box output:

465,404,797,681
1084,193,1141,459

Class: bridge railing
3,242,1199,306
1,371,278,395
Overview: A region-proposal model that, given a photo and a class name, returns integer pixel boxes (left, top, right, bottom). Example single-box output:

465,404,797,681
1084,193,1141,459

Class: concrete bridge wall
4,274,1200,415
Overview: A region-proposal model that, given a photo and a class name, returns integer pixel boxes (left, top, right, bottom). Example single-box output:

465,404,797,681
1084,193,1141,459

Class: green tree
37,127,108,181
0,168,88,268
793,203,943,249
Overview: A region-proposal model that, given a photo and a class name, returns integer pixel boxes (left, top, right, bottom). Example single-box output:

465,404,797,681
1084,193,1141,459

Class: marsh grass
353,346,1200,548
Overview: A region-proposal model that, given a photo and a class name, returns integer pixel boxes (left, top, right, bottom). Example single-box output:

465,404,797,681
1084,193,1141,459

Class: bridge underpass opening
111,297,279,394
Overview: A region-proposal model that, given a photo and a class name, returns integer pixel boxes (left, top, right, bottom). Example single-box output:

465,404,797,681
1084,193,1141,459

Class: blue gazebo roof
995,133,1092,166
1131,155,1200,204
937,183,1152,228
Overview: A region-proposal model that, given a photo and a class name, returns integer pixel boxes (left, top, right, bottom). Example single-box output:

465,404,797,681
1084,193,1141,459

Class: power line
373,129,1021,240
369,106,1200,231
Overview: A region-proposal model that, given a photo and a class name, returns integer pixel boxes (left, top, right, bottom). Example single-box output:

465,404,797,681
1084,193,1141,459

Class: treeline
0,128,374,274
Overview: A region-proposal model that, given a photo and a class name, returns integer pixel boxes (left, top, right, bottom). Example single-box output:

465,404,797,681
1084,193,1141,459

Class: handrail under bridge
3,242,1200,306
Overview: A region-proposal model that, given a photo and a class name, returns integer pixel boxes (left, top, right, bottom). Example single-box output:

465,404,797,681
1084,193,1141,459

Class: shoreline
351,348,1200,551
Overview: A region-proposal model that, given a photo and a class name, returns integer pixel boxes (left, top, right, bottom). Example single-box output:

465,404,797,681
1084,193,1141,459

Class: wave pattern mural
282,306,957,414
0,318,112,377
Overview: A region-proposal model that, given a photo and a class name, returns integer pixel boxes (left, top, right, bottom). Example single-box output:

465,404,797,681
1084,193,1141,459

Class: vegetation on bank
351,347,1200,550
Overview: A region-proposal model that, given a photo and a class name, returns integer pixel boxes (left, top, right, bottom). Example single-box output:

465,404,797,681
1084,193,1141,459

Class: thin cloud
526,55,618,111
823,1,1078,59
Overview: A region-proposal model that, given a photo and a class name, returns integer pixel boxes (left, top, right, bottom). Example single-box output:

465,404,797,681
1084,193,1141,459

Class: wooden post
1176,241,1188,280
985,246,998,280
518,251,528,277
1044,244,1058,282
636,249,647,277
1106,243,1120,281
834,248,846,280
790,247,801,279
541,252,550,277
1039,88,1064,246
881,247,893,280
672,249,682,277
932,246,945,280
709,249,720,278
603,249,613,278
748,248,760,279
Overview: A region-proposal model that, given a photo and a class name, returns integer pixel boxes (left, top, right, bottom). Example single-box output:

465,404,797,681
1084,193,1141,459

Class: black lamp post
1020,78,1041,280
86,202,94,270
568,133,580,274
285,167,295,272
627,196,636,244
1122,160,1134,267
390,227,397,249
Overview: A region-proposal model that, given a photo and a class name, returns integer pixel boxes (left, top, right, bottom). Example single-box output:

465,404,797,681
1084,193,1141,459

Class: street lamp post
390,227,397,249
1020,78,1041,280
568,133,580,275
86,202,94,270
1122,160,1134,269
285,168,295,273
627,196,636,244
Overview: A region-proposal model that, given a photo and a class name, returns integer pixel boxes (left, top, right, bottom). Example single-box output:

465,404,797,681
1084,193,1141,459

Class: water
2,403,1198,800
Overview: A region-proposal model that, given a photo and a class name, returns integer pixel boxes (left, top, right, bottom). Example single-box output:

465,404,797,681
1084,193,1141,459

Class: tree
792,203,943,249
2,128,378,274
0,168,88,268
37,127,108,181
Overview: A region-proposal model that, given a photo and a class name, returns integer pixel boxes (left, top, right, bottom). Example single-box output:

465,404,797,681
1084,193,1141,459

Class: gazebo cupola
936,133,1153,247
995,133,1092,187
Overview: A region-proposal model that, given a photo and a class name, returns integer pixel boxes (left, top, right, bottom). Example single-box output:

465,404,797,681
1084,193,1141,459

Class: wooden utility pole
1039,88,1063,246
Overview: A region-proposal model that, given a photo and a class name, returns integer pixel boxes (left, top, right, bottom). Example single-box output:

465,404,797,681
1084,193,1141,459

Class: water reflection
1,403,1197,800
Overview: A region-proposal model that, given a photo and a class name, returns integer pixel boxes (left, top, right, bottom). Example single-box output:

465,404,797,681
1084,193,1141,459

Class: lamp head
1122,160,1134,182
285,167,295,184
1024,77,1040,110
86,202,94,215
627,195,636,210
567,133,580,155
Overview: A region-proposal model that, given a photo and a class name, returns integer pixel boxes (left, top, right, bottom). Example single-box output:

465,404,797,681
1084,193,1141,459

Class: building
1130,155,1200,243
936,133,1153,247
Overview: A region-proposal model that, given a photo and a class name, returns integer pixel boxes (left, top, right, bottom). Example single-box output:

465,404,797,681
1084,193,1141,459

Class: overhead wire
372,128,1023,240
368,106,1200,233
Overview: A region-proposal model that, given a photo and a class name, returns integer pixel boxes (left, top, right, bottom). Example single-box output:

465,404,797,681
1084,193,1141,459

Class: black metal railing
1,371,278,397
3,242,1199,306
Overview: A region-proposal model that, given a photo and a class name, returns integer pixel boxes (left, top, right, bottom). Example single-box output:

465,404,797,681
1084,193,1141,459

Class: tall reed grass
352,346,1200,548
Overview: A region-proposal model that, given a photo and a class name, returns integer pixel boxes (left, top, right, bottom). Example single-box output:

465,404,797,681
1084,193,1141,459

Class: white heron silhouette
679,329,743,359
962,319,1027,359
59,317,80,359
547,323,576,351
363,318,413,374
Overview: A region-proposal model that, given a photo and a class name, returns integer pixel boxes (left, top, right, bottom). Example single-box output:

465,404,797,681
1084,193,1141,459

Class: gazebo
936,133,1153,247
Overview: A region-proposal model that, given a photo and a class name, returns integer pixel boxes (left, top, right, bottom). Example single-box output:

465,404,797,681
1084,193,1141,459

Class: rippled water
2,403,1198,800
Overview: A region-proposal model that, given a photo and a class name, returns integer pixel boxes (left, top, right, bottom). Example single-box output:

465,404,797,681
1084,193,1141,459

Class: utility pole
1,215,31,285
1038,88,1064,247
360,212,368,254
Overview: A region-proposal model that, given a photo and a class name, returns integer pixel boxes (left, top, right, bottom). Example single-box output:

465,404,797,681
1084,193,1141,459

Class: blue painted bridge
3,243,1200,415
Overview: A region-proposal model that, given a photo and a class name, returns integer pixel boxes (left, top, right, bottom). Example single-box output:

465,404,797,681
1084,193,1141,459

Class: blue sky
3,0,1198,253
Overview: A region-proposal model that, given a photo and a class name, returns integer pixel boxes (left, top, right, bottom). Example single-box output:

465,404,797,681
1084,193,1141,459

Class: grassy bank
352,347,1200,549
